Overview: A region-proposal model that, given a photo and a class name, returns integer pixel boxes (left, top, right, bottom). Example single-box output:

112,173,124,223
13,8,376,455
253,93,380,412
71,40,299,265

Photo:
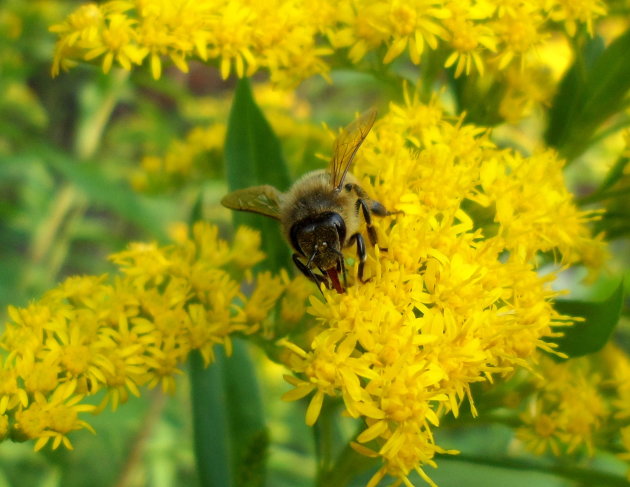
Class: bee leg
292,254,328,292
356,198,385,251
369,200,397,217
337,255,348,289
349,233,370,283
348,183,400,251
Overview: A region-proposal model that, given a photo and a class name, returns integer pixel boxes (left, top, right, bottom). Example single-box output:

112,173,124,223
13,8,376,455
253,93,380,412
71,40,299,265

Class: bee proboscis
221,108,396,293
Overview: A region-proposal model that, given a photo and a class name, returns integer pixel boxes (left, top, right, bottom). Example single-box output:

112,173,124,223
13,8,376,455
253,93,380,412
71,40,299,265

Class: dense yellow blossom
50,0,608,84
280,94,606,485
517,344,630,479
0,223,290,448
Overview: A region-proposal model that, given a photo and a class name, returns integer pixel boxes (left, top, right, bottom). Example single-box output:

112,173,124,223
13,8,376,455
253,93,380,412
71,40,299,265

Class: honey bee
221,108,396,293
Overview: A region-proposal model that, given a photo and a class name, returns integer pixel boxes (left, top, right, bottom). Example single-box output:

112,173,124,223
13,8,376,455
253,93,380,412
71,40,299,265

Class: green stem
317,427,378,487
74,70,129,160
440,453,630,487
314,398,352,482
114,391,166,487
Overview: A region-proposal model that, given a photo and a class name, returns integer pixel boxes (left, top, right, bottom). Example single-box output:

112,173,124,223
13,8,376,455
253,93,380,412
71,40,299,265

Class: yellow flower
547,0,607,36
443,1,497,77
498,62,556,122
0,222,282,450
516,346,630,461
50,0,607,82
492,5,548,70
230,226,267,270
281,95,605,484
518,405,564,456
280,270,313,325
0,364,28,414
244,272,286,326
13,382,95,451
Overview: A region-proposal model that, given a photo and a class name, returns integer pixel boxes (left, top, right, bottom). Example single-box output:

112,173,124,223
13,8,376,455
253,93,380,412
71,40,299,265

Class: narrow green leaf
552,280,625,357
224,340,268,487
545,29,630,160
598,154,630,194
190,350,233,487
544,35,603,151
189,342,268,487
224,77,292,272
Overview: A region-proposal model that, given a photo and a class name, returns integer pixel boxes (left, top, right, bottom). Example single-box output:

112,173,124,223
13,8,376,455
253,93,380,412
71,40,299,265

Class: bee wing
221,185,283,220
329,108,377,191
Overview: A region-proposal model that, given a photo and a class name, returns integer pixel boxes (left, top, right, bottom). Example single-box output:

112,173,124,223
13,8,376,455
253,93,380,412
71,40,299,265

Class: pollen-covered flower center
60,345,91,375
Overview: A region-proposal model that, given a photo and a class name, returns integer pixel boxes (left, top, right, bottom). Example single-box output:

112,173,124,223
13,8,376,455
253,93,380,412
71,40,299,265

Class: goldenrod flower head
547,0,607,36
132,124,226,193
0,223,285,449
517,344,630,463
281,95,605,485
230,226,267,269
50,0,608,82
280,270,313,325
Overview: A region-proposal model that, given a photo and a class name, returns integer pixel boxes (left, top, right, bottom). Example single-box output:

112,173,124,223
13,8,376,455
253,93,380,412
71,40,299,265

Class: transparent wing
220,185,282,220
329,108,377,191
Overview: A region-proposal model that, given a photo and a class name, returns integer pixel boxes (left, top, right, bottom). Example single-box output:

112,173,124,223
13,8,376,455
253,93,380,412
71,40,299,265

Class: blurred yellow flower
517,344,630,467
51,0,608,83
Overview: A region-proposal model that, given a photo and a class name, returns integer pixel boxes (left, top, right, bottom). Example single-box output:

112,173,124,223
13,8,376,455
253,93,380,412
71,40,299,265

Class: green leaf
460,199,499,238
545,29,630,160
544,35,603,152
41,147,171,241
552,280,625,358
190,350,233,487
224,78,292,272
224,340,269,487
189,341,268,487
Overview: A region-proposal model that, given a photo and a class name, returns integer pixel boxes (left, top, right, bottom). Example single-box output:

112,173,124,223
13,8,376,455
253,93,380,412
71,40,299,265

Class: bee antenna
306,249,317,268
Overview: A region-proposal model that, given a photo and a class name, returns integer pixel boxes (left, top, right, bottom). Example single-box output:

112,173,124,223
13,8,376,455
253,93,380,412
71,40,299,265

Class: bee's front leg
292,254,328,291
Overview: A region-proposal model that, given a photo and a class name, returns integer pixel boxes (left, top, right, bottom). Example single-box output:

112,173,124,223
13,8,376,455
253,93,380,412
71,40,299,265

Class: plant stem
439,453,630,487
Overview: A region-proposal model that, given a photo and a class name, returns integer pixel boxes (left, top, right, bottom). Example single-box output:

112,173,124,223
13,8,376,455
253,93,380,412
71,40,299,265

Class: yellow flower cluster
280,93,606,486
0,223,297,451
517,345,630,476
50,0,607,84
132,124,226,192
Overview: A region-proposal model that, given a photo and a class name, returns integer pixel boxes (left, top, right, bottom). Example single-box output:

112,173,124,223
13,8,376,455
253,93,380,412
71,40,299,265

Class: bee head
290,211,346,270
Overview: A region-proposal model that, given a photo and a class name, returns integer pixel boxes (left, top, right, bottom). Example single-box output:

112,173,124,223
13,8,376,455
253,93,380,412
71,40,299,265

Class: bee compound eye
329,212,346,245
